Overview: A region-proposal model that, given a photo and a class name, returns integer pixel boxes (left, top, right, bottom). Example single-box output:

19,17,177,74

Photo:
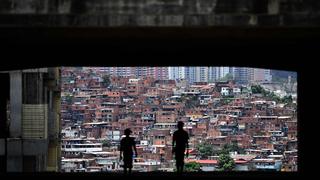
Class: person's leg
176,152,183,174
180,156,184,173
175,158,180,174
176,151,185,174
181,152,185,173
180,162,184,173
176,161,183,174
176,164,179,174
128,157,133,174
179,165,183,174
123,156,127,174
124,155,131,174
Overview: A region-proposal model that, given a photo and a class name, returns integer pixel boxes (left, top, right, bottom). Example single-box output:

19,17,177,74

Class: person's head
177,121,184,130
124,128,132,136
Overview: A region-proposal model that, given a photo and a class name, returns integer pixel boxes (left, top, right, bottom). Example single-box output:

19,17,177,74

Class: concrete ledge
0,26,320,39
1,13,320,27
7,138,22,156
0,0,319,16
23,139,48,156
6,138,48,156
0,171,301,179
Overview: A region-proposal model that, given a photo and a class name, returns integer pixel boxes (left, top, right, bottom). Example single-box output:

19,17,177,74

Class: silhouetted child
172,121,189,174
120,128,138,174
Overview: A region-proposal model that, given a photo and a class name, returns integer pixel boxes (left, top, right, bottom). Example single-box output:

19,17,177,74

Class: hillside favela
60,67,297,172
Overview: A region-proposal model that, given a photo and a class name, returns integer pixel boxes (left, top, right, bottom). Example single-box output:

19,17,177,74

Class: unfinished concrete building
0,68,61,172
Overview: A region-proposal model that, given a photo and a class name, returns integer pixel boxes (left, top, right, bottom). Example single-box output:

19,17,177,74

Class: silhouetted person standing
172,121,189,174
120,128,138,174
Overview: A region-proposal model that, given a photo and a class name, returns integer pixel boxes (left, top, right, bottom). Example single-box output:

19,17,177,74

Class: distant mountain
271,70,297,79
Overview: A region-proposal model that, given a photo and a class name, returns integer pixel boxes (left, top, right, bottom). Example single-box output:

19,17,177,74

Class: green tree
217,152,235,171
272,76,286,84
271,93,281,103
184,161,201,172
222,142,245,154
281,95,293,104
216,143,241,171
191,95,198,102
197,142,219,158
185,95,199,108
251,85,264,94
101,140,112,147
65,94,73,103
221,98,232,105
219,73,233,81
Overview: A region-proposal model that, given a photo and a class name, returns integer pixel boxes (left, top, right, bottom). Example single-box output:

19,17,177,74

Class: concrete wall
0,0,320,26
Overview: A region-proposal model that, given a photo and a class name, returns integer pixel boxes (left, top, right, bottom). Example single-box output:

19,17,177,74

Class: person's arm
120,140,123,160
186,134,189,158
133,139,138,157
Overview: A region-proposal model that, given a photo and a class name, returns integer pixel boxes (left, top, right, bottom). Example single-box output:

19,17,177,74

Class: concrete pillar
9,71,22,138
7,71,23,172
